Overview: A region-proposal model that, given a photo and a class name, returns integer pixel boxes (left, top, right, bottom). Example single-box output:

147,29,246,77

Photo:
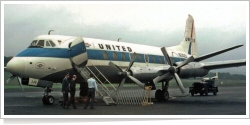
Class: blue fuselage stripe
16,48,186,64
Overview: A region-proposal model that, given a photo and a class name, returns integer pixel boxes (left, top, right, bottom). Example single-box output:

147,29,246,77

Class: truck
189,79,218,96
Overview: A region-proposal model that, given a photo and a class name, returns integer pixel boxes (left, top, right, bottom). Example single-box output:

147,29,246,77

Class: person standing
67,75,77,109
84,74,98,109
61,73,70,109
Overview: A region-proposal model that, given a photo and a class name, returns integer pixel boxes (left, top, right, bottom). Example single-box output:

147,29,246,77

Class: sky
2,1,248,75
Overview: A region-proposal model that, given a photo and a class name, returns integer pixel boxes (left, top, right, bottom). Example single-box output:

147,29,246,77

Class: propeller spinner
109,53,144,90
153,47,194,94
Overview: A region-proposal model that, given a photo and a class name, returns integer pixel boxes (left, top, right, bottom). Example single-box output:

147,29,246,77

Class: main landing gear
42,87,54,105
155,81,169,101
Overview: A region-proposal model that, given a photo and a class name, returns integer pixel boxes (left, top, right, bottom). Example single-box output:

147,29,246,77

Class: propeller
6,75,16,84
6,75,24,91
17,77,24,92
153,47,194,94
109,53,144,90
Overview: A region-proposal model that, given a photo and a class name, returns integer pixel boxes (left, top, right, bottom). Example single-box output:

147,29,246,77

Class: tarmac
3,83,247,117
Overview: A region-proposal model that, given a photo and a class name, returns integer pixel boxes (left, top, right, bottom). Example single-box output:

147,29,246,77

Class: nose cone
6,57,25,76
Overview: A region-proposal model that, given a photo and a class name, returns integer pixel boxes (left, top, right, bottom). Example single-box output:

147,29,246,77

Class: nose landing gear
42,87,54,105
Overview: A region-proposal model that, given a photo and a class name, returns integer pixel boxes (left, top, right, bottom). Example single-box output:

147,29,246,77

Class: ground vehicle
189,79,218,96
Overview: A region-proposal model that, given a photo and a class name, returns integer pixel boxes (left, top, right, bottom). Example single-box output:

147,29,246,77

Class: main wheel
155,89,163,101
42,96,48,105
162,91,169,101
42,96,54,105
47,95,54,105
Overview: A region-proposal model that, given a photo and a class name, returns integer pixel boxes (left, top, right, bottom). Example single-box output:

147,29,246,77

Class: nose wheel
42,87,54,105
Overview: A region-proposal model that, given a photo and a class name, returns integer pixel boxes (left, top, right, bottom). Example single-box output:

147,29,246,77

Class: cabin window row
103,50,165,64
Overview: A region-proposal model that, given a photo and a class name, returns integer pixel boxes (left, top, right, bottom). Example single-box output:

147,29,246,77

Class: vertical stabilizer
169,14,198,58
182,14,198,57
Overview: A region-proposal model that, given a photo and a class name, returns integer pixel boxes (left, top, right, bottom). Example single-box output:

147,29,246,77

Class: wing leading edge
202,59,246,70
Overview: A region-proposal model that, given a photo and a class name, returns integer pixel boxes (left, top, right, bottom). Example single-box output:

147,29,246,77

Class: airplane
5,14,246,105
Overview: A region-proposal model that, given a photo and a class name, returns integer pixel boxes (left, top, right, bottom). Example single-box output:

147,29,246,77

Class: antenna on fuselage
48,30,54,35
118,38,121,42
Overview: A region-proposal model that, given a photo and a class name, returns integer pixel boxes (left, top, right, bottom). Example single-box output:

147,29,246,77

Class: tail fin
168,14,198,58
182,14,198,57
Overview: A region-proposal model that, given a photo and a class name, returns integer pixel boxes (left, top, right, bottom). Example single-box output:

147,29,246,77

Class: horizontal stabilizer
194,45,243,62
203,59,246,70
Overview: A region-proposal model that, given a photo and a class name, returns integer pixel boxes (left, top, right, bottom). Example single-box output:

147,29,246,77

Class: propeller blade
6,75,16,84
176,56,194,69
128,75,144,89
173,73,185,94
161,47,172,66
153,72,170,84
17,77,24,92
109,61,123,72
126,53,136,71
118,78,126,90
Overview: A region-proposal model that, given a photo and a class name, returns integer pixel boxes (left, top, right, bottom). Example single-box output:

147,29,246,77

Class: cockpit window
46,41,50,47
37,40,44,47
29,39,56,48
49,40,55,47
30,40,37,46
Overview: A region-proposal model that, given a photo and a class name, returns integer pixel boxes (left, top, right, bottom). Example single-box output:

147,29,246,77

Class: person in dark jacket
61,73,70,109
67,75,77,109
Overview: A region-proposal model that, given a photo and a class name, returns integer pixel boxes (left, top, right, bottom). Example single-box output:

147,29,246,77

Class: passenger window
159,56,163,64
103,51,108,60
49,40,55,47
152,55,156,63
37,40,44,47
113,52,118,60
145,54,149,63
122,52,126,61
137,54,142,62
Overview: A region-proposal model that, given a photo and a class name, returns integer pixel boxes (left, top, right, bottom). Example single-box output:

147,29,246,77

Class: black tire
200,92,204,96
42,96,48,105
155,89,163,101
213,89,217,95
205,88,208,96
191,91,194,96
47,96,54,105
163,91,169,101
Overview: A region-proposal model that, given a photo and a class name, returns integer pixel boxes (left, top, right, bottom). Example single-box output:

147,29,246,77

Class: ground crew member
84,74,98,109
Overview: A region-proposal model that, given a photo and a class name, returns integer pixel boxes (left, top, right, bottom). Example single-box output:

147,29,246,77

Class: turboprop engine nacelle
129,66,170,82
178,62,209,78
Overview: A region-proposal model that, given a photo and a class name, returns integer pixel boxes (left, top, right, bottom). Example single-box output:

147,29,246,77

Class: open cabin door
69,37,88,67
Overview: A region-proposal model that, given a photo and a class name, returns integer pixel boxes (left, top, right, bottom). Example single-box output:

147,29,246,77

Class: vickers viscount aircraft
6,14,246,105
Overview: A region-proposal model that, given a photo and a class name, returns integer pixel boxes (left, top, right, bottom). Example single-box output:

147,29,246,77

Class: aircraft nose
6,57,25,76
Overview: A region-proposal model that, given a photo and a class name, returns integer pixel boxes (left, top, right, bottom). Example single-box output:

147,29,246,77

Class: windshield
29,40,56,48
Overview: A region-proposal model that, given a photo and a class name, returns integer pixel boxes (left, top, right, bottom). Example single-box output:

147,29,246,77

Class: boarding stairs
72,61,117,106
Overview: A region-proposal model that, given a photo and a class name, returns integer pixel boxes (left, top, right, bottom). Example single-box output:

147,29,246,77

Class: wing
202,59,246,70
194,45,243,62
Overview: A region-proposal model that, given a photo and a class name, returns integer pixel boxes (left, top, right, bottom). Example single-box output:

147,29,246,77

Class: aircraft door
69,37,88,67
